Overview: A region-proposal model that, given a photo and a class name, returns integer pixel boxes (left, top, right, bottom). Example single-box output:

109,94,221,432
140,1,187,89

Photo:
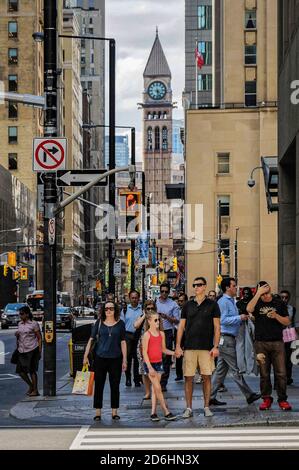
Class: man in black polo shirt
175,277,221,418
247,281,292,411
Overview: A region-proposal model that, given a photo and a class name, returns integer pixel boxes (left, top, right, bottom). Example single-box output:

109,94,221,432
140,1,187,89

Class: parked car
73,306,95,317
0,303,28,329
56,306,73,330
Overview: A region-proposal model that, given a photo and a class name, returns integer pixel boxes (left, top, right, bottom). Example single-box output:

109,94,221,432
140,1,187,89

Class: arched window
162,127,168,151
164,111,167,120
155,127,160,151
147,112,152,120
147,127,153,151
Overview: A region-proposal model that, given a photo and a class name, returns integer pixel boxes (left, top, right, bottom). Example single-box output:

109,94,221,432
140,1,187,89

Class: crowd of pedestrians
82,278,298,422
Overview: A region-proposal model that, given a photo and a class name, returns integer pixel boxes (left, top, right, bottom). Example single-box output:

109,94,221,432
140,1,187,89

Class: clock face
148,81,167,100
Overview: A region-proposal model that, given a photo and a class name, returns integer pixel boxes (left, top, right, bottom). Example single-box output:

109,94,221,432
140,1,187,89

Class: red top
147,331,162,363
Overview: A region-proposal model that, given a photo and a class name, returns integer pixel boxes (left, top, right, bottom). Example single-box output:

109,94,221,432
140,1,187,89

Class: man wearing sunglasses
156,283,180,392
209,278,260,407
175,277,221,418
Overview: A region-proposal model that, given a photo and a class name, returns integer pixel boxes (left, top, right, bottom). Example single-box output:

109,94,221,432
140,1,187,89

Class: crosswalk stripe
70,427,299,450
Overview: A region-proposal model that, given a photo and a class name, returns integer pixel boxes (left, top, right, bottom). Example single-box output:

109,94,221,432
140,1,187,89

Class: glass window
245,80,257,107
245,10,257,29
8,74,17,92
154,127,160,151
198,74,212,91
245,45,256,65
198,5,212,30
81,39,86,49
8,126,17,144
162,127,168,151
8,21,18,38
81,56,86,64
220,239,230,258
8,0,18,12
8,102,18,119
218,195,230,216
198,41,212,65
91,53,94,64
88,81,92,90
81,67,86,76
147,127,153,151
217,153,230,174
8,153,17,170
8,48,18,65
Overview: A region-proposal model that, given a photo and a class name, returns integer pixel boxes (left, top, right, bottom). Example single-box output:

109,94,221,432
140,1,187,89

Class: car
0,303,28,329
56,306,73,330
73,306,95,317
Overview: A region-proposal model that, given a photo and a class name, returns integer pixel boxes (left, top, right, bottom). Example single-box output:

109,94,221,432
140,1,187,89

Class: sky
105,0,185,160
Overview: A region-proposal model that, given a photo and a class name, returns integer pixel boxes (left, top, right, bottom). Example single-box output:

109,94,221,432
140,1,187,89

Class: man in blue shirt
156,283,180,391
209,277,260,406
121,290,143,387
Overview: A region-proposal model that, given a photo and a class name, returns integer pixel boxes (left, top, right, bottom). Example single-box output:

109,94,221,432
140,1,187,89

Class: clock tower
142,29,173,210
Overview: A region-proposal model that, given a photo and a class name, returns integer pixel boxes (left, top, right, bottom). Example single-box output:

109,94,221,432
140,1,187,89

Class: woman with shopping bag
83,301,127,421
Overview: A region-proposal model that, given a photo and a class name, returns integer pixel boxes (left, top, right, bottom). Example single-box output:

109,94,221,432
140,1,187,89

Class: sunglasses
193,283,206,288
105,306,115,311
146,307,155,312
161,290,169,294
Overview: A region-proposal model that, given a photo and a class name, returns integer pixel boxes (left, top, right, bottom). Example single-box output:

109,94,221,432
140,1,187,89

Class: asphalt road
0,325,71,427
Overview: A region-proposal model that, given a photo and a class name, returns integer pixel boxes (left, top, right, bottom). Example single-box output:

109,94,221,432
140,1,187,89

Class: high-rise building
277,1,299,310
185,0,278,293
0,0,44,191
172,119,184,158
105,135,130,168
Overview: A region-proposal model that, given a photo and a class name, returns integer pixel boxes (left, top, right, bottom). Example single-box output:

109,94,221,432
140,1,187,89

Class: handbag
72,365,95,396
89,320,101,365
283,327,298,343
11,348,19,365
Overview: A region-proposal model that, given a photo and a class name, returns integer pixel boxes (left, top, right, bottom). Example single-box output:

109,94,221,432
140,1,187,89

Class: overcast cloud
106,0,185,160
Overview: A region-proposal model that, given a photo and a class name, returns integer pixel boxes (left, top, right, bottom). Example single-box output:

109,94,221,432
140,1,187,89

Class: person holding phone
247,281,292,411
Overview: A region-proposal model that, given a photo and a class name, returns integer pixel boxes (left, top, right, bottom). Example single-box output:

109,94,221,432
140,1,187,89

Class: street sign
33,138,67,172
56,170,108,187
113,258,121,277
48,218,55,246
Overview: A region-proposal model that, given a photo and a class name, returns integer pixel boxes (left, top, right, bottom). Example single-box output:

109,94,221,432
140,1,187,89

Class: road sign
48,218,55,246
56,170,108,187
33,138,67,172
113,258,121,277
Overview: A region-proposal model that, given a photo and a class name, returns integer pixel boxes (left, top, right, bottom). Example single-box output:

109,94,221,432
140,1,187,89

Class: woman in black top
84,301,127,421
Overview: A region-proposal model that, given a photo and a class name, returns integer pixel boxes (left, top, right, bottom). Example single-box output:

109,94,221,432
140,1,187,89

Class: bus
26,290,72,321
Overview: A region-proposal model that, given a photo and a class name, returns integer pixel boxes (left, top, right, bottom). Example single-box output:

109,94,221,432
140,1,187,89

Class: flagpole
195,38,198,109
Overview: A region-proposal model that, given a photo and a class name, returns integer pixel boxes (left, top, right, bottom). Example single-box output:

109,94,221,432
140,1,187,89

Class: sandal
112,414,120,420
28,391,40,397
143,395,151,400
93,415,101,421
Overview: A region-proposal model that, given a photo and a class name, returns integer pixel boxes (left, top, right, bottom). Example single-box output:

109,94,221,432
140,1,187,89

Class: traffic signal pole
43,0,58,396
130,128,136,291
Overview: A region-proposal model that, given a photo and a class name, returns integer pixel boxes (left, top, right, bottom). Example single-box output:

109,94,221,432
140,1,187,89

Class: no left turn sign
33,138,67,172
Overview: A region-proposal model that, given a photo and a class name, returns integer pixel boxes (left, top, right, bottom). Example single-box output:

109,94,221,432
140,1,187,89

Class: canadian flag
195,47,204,69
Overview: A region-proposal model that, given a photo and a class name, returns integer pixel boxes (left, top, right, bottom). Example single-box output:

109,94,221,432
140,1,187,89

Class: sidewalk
10,367,299,428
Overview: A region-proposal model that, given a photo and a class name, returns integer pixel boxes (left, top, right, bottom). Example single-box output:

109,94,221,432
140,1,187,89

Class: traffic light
217,274,223,286
96,280,101,292
8,251,16,267
172,257,178,272
13,270,20,280
159,261,164,270
3,264,9,277
20,268,28,280
221,251,225,266
119,191,142,237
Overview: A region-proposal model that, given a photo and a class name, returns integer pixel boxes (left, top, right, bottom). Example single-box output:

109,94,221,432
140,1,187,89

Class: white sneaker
196,375,202,384
204,407,213,417
182,408,193,418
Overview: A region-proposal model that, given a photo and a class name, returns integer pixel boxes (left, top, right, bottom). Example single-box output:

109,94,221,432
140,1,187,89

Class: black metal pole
43,0,58,397
130,128,135,291
108,39,116,296
142,172,146,301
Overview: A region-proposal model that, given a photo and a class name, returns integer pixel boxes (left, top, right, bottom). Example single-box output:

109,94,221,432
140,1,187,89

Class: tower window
198,5,212,30
245,45,257,65
245,10,257,29
162,127,168,151
8,0,18,12
217,153,230,174
198,41,212,66
154,127,160,151
147,127,153,151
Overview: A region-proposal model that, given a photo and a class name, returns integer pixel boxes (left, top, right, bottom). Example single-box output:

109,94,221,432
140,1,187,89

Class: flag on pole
195,47,204,69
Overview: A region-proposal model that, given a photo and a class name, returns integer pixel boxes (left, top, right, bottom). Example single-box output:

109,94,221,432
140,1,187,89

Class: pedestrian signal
8,252,16,267
217,274,223,285
3,264,9,277
13,270,20,280
20,268,28,280
221,251,225,266
172,257,178,272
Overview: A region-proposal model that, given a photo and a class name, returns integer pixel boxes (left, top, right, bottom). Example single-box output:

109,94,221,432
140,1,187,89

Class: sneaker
204,407,214,417
247,393,261,405
150,413,160,422
259,397,273,411
209,398,227,406
182,408,193,418
195,375,202,384
165,412,176,421
278,400,292,411
218,384,228,393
